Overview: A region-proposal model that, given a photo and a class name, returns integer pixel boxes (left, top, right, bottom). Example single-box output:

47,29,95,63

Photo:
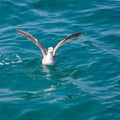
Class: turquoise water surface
0,0,120,120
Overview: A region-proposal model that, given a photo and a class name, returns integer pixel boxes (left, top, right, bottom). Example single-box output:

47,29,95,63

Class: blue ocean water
0,0,120,120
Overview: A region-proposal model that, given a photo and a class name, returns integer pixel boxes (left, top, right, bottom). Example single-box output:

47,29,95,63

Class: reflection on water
41,65,52,80
41,64,59,80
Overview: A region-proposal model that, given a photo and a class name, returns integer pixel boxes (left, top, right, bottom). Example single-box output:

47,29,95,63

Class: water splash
0,53,22,66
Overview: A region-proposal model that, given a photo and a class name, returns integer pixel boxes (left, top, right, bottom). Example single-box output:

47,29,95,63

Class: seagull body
17,30,82,65
42,47,56,65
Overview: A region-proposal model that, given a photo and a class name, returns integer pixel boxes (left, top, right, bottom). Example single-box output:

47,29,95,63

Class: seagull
17,30,82,65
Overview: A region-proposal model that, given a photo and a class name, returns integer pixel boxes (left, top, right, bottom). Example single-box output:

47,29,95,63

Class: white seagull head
48,47,54,53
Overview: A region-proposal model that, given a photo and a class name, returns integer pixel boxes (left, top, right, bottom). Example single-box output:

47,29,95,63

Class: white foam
0,54,22,66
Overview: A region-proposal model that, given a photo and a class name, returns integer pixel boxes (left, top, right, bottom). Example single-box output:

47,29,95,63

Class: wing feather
17,30,47,56
53,32,82,56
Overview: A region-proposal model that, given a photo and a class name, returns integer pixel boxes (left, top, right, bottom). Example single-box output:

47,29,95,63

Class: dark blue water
0,0,120,120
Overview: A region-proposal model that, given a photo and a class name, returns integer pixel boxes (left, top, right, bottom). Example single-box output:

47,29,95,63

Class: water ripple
0,0,120,120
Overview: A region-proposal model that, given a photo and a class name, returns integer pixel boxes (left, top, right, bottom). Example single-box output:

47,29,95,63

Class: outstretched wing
53,32,82,56
17,30,47,57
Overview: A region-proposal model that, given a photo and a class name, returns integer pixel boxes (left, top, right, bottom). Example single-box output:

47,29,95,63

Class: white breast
42,53,56,65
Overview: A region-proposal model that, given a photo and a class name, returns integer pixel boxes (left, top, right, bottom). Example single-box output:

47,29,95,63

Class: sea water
0,0,120,120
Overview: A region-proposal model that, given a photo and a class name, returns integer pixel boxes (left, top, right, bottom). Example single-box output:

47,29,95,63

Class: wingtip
16,29,22,33
77,32,82,36
73,32,82,38
16,29,19,32
16,29,26,36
